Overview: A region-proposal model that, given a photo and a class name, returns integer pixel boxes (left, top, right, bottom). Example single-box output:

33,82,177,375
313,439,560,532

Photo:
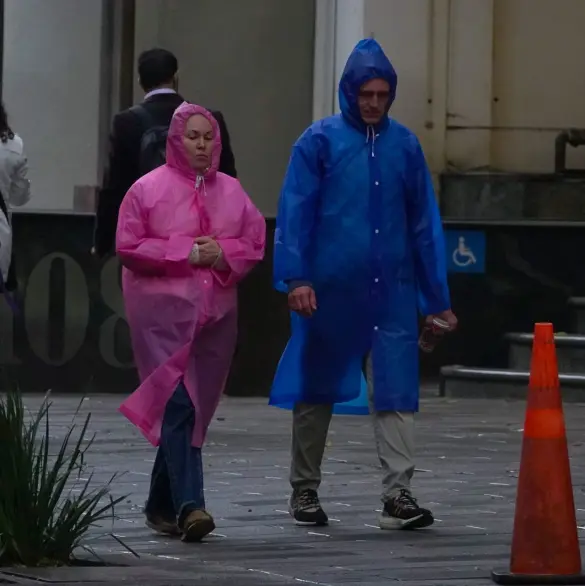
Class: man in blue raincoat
270,39,457,531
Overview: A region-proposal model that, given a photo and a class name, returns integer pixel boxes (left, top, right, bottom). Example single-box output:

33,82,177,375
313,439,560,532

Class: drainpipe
555,129,585,174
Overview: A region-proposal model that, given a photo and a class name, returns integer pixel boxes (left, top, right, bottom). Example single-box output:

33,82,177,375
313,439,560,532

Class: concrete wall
363,0,447,175
6,0,581,215
359,0,585,174
339,0,449,175
3,0,314,216
135,0,316,217
491,0,585,172
3,0,106,211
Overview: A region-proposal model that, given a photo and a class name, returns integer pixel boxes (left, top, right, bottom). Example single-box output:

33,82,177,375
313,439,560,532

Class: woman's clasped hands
188,236,223,267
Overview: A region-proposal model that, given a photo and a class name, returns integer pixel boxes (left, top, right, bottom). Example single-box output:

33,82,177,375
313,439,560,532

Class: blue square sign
444,230,486,274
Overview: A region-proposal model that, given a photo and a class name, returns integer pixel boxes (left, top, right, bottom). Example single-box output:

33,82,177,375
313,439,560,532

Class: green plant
0,390,131,567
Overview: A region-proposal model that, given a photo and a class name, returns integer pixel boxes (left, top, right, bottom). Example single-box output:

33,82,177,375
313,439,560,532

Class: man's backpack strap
130,104,156,133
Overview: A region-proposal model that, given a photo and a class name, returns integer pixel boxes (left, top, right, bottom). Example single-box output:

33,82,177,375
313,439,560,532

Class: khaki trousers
290,355,415,501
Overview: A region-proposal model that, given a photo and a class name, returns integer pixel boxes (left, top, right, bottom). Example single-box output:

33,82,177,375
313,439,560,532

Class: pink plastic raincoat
117,102,266,448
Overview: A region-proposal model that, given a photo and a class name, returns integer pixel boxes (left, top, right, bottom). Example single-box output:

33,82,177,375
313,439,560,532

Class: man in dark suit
93,48,237,257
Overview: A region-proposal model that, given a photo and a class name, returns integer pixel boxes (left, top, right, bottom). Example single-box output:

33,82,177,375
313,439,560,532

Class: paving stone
4,392,585,585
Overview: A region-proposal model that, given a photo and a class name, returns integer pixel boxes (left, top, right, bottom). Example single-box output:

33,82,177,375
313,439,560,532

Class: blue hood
338,38,397,131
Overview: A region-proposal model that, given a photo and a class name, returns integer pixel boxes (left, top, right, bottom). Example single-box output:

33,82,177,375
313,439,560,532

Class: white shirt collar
143,88,177,101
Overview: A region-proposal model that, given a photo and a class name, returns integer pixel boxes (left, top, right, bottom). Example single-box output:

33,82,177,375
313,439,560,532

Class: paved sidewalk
14,392,585,585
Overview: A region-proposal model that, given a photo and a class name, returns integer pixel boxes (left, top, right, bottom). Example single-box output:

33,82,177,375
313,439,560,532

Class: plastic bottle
419,317,451,353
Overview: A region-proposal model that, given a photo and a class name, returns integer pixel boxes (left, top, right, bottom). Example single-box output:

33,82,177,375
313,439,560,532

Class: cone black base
492,570,585,585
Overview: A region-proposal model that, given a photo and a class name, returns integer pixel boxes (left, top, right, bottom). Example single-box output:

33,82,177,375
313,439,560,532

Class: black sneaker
379,489,434,530
289,489,329,526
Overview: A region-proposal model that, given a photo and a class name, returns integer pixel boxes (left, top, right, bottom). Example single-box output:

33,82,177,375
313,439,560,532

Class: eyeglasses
359,90,390,101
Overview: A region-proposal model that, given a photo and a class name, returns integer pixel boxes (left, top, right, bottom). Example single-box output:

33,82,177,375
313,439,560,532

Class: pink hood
166,102,222,181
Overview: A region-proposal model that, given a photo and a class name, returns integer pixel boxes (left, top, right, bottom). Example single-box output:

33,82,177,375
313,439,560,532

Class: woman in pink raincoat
116,102,265,542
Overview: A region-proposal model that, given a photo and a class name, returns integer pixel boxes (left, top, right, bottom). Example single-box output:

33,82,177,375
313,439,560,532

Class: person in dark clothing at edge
93,48,237,257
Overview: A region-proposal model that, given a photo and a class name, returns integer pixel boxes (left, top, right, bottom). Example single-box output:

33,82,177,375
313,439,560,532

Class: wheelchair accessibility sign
444,230,486,274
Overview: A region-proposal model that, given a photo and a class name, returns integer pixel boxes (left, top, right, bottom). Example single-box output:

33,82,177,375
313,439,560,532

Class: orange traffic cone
492,323,584,585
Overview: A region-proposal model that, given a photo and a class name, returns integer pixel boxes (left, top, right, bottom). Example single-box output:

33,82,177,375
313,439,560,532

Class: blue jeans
145,382,205,526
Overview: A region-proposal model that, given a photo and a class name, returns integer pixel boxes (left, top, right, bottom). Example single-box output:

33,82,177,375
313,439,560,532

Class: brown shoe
181,509,216,543
145,513,181,536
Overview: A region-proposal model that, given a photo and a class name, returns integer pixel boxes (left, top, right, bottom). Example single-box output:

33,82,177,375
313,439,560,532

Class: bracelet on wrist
189,243,200,264
211,249,223,268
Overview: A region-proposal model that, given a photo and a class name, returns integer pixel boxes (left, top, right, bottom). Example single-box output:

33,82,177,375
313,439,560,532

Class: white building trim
312,0,337,121
312,0,365,120
333,0,365,113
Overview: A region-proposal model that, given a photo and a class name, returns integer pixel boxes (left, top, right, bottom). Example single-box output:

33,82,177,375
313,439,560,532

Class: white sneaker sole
379,513,434,530
289,504,329,526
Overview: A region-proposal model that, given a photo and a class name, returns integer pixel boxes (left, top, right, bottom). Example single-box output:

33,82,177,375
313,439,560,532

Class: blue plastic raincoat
269,39,451,415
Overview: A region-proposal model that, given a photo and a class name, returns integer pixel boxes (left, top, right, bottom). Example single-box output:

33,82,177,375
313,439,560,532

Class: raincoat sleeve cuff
211,248,228,271
165,235,195,270
287,280,312,292
210,237,264,287
209,240,238,286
